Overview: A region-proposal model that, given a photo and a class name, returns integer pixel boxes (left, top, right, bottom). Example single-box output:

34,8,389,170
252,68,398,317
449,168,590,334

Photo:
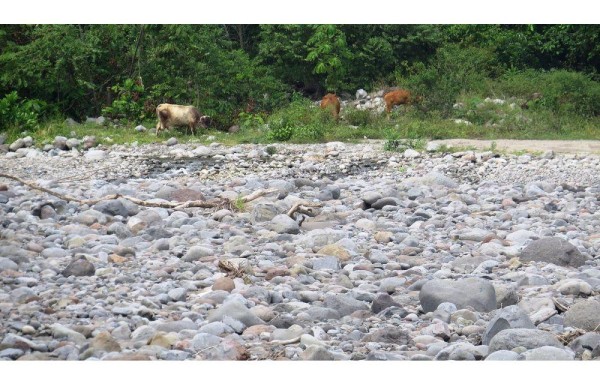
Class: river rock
419,278,497,313
519,237,589,267
482,305,536,345
488,329,563,353
563,299,600,331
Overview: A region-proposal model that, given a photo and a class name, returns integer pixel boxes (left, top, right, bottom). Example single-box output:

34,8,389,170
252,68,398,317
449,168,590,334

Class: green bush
496,69,600,117
238,112,265,131
0,91,46,131
101,78,147,123
344,108,375,127
266,98,335,142
402,45,498,117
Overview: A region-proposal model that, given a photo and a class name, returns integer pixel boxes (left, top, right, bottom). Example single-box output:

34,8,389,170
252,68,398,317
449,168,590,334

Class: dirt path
428,139,600,155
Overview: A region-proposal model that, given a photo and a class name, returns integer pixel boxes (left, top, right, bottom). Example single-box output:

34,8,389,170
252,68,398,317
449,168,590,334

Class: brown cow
155,103,210,135
320,93,341,120
384,89,421,114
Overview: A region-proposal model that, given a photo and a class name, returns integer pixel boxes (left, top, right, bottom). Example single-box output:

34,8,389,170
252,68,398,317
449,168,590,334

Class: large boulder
519,237,589,267
419,278,497,313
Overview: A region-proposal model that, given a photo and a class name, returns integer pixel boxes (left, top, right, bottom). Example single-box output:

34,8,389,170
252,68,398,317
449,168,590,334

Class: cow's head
200,115,212,128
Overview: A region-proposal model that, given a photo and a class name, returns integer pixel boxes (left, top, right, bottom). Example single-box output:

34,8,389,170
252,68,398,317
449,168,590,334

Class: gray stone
485,350,522,360
371,197,400,210
127,210,162,233
10,287,38,304
41,247,68,259
93,200,129,217
267,179,295,198
168,288,187,302
300,345,334,360
483,305,536,345
182,246,214,262
0,257,18,271
494,284,519,308
54,136,68,150
488,329,563,353
564,299,600,331
569,332,600,355
323,293,369,317
271,325,304,341
419,278,497,313
151,319,197,333
51,323,87,344
84,150,106,161
356,89,368,100
419,171,458,189
305,306,341,321
207,300,264,327
64,118,79,127
312,256,340,270
0,348,25,359
251,203,279,223
371,293,402,314
522,346,574,360
9,139,25,151
362,327,411,344
82,135,97,149
80,332,122,359
519,237,589,267
270,214,300,234
1,333,48,352
107,222,133,239
62,257,95,277
198,322,232,336
76,209,107,226
65,138,80,149
0,245,36,264
362,191,383,205
165,137,178,146
190,333,222,351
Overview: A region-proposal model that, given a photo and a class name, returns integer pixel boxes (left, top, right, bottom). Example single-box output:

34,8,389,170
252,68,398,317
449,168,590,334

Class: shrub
266,98,335,142
238,112,265,131
0,91,46,131
344,108,375,127
401,45,498,117
101,78,148,124
496,69,600,117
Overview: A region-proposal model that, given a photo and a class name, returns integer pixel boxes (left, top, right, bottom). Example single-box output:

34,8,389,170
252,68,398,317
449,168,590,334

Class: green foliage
1,24,599,135
495,69,600,117
233,195,246,212
402,45,498,117
266,98,335,142
101,78,146,123
383,136,426,152
306,25,352,92
265,145,277,155
237,112,265,130
344,109,375,127
0,91,47,131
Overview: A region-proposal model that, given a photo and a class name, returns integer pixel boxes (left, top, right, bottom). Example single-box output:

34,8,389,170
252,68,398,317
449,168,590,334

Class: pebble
1,141,600,360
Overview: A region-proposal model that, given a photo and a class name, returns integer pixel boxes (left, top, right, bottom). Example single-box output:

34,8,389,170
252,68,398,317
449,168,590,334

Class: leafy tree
306,24,352,92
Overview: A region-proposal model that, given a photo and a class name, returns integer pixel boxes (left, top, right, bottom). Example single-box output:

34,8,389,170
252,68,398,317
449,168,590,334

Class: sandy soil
428,139,600,154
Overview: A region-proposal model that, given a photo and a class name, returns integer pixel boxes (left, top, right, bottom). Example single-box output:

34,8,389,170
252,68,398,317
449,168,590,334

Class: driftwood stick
287,201,322,218
0,172,278,209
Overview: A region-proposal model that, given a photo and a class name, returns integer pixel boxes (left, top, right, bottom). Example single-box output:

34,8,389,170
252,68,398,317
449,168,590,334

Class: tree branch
0,172,277,210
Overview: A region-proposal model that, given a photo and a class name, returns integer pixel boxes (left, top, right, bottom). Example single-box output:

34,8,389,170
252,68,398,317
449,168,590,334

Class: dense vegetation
0,24,599,144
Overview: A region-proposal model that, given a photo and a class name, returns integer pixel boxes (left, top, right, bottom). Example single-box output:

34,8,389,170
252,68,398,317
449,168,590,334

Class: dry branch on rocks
0,172,278,211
